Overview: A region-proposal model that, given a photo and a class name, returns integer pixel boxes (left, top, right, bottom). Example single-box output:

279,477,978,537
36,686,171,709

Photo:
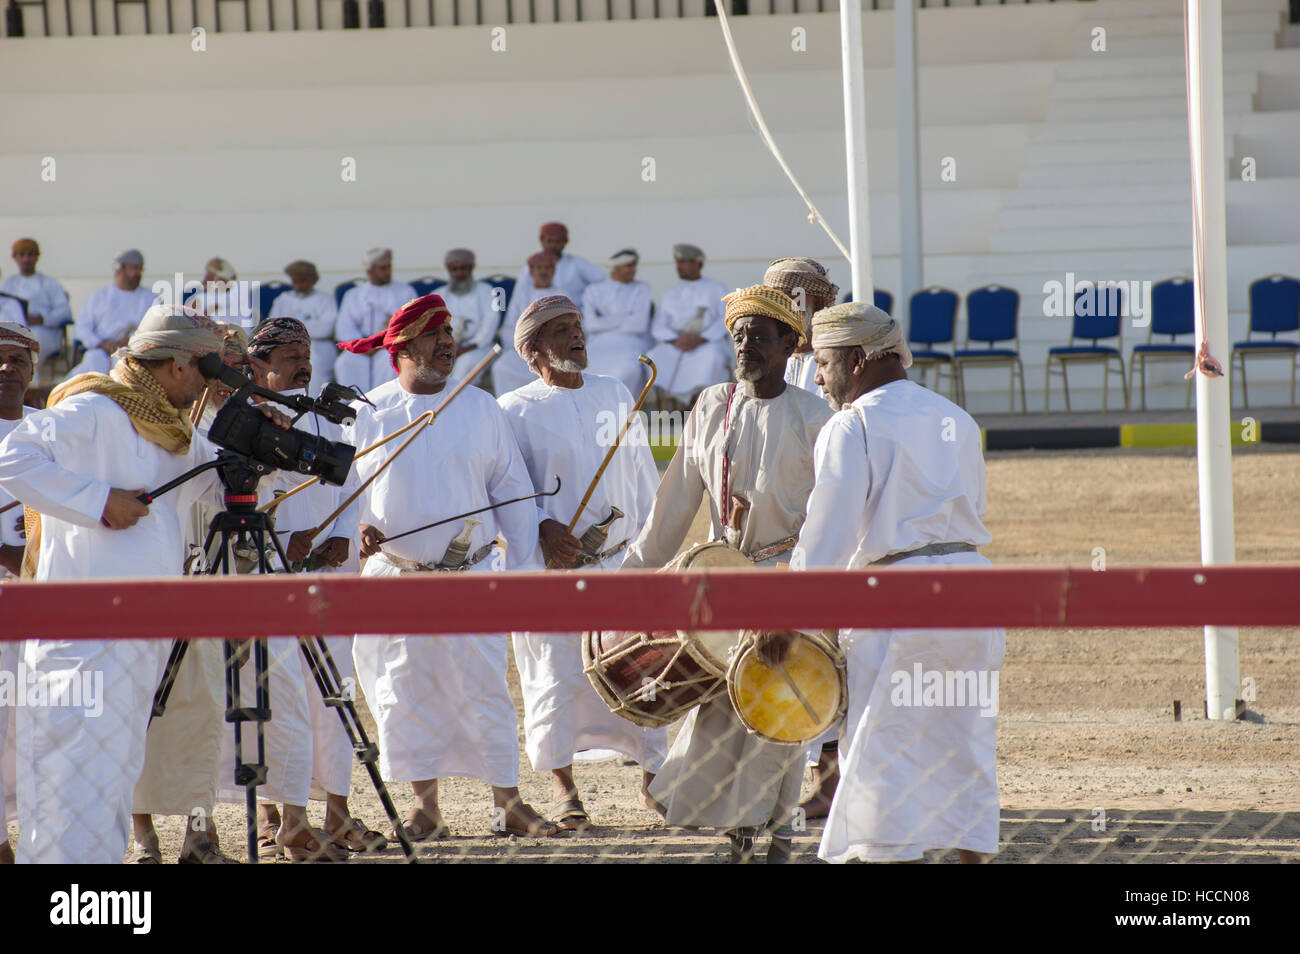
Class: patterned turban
514,295,580,361
11,238,38,256
363,247,392,270
114,248,144,269
0,321,40,356
764,258,839,314
115,304,223,366
673,243,704,262
539,222,568,240
444,248,475,267
607,248,638,267
527,251,558,269
249,316,311,359
216,322,249,362
337,293,450,370
723,285,806,348
284,260,318,280
811,302,912,369
205,257,236,281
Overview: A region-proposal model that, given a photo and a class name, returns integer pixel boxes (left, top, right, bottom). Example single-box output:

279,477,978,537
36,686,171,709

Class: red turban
527,251,558,268
538,222,568,240
336,293,450,370
11,238,38,256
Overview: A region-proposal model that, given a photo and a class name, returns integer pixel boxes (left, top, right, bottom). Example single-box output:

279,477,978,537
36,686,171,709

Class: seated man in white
268,259,340,396
646,243,731,405
579,249,652,396
494,251,561,397
183,257,254,323
440,248,502,387
333,247,416,393
66,248,158,378
1,238,72,371
511,221,606,310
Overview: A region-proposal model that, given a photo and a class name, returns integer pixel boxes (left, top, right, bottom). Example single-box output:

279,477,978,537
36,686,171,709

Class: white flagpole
1185,0,1239,720
841,0,874,301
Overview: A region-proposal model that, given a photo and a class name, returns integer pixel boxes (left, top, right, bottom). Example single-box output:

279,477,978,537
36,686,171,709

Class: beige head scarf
810,301,912,368
114,304,224,367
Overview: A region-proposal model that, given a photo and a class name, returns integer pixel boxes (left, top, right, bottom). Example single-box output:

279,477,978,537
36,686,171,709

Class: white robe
0,411,31,826
333,281,417,393
0,394,223,864
67,284,159,378
646,277,732,401
268,288,340,396
512,253,606,314
441,281,503,386
498,373,667,774
580,279,653,396
350,379,541,787
623,383,833,830
0,272,72,359
494,284,563,398
792,379,1002,863
784,352,822,398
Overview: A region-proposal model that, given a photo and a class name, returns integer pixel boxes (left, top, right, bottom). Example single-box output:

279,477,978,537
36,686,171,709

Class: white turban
363,247,393,269
811,302,912,369
607,248,638,268
0,321,40,356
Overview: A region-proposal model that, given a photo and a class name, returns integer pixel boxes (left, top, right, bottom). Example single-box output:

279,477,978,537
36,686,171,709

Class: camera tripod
151,476,417,864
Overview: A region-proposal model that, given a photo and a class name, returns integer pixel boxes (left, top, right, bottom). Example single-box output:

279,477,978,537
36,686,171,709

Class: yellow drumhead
728,634,845,745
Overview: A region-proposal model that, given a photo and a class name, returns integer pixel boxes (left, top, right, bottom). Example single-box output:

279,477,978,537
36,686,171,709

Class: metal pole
1186,0,1239,720
896,0,923,305
839,0,874,301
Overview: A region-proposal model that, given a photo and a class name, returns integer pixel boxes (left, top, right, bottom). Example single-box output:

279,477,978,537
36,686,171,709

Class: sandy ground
11,445,1297,863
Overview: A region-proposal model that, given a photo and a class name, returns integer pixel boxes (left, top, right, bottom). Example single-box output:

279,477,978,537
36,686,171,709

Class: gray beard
735,364,763,385
447,278,474,295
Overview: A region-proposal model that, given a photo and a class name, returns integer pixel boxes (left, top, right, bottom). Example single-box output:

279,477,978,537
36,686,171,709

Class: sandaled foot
178,841,241,865
392,810,449,844
277,827,348,863
128,843,162,865
331,817,389,853
726,828,757,864
257,825,282,860
549,797,591,833
495,804,564,838
639,789,666,818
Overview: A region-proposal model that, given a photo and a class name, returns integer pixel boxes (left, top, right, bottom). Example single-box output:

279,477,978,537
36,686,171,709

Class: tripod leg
298,636,418,861
149,639,190,725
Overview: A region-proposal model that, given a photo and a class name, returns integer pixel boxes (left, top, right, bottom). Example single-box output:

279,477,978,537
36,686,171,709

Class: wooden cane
299,345,501,543
189,382,213,426
259,345,501,515
546,355,657,568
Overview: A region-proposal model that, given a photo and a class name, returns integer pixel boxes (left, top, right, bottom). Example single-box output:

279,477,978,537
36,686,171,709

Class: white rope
712,2,853,265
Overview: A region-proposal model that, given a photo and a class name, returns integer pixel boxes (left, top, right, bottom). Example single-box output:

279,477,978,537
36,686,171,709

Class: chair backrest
1248,274,1300,338
409,276,446,298
908,287,958,346
258,281,291,320
1072,283,1123,343
334,278,363,307
965,285,1018,346
1150,278,1195,341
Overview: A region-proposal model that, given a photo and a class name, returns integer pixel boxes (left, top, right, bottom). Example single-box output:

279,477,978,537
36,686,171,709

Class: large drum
582,542,751,729
727,630,847,745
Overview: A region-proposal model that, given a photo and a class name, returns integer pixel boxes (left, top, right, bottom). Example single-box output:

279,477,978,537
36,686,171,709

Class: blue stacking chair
837,288,893,315
1232,274,1299,408
1130,277,1195,411
410,276,446,298
907,286,958,398
1045,284,1129,412
334,278,363,307
953,285,1026,413
257,281,290,321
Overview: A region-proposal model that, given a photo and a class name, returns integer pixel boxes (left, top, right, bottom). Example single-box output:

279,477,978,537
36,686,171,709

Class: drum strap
871,541,977,565
719,382,739,530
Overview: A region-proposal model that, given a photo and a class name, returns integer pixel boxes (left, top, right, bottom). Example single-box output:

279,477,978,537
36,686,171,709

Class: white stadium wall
2,0,1298,409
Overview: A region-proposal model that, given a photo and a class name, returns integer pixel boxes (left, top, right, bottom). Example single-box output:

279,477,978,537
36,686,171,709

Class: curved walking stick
547,355,657,568
261,345,501,516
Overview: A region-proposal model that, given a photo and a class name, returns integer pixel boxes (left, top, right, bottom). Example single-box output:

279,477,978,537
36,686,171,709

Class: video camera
196,353,357,487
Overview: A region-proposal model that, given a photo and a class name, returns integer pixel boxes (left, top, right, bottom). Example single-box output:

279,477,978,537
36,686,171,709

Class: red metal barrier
0,565,1296,639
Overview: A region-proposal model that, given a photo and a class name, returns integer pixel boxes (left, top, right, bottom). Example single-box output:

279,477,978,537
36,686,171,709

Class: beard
447,277,474,295
407,352,450,387
734,362,764,384
542,342,587,374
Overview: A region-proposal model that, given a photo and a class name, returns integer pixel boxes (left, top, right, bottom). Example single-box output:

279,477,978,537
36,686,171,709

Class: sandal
258,826,282,860
128,844,162,865
278,827,349,863
178,842,241,865
390,811,449,844
492,815,565,838
331,817,388,853
549,797,592,833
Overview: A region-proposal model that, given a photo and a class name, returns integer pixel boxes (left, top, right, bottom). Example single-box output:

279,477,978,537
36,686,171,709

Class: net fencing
2,565,1297,864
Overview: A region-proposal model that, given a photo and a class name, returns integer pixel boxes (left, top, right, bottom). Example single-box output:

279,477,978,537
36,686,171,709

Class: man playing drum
622,285,832,863
498,295,667,831
790,302,1002,864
